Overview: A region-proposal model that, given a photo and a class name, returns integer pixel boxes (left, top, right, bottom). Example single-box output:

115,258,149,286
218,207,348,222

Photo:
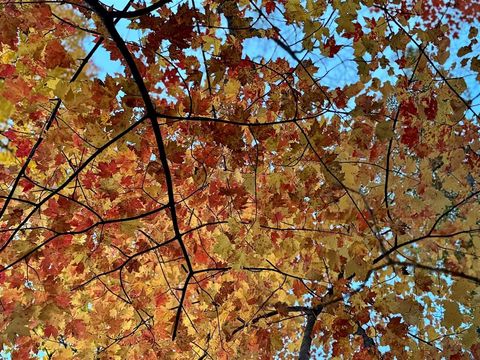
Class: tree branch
109,0,171,18
84,0,192,339
298,307,322,360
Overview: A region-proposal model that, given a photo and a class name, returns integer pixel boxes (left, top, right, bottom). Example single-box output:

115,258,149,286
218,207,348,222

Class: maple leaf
375,121,394,141
423,96,438,120
0,64,15,78
19,178,34,192
386,317,408,338
65,319,87,339
325,36,341,57
265,1,276,14
401,125,419,147
5,315,30,342
44,39,72,69
0,1,479,359
343,22,364,42
400,98,418,117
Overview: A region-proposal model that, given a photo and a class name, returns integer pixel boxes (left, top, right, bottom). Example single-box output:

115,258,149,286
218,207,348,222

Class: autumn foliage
1,0,480,359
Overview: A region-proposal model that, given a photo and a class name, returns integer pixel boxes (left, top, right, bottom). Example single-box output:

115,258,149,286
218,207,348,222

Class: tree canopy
1,0,480,359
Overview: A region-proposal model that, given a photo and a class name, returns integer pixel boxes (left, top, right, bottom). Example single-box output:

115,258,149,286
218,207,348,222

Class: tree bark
298,309,320,360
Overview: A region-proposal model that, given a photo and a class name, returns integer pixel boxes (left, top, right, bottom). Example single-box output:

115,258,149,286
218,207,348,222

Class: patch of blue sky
10,1,477,358
0,345,11,360
89,1,354,91
444,25,480,119
242,3,360,89
87,0,478,111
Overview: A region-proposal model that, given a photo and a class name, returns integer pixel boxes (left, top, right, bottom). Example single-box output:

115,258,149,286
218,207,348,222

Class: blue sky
90,0,479,116
1,1,479,358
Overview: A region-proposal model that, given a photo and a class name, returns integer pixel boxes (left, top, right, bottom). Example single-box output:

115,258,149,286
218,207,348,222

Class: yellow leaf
0,96,13,121
375,121,394,141
457,45,472,57
451,279,475,302
285,0,308,22
442,176,463,192
5,313,30,342
213,232,232,258
232,251,247,269
394,296,423,326
224,78,241,100
344,258,368,279
461,326,477,347
443,301,462,329
471,58,480,72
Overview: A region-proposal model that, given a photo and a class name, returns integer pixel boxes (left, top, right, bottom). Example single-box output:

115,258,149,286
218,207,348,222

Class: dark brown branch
231,306,308,337
0,0,133,250
294,122,384,252
390,260,480,284
156,111,330,127
378,5,479,119
373,190,480,263
0,114,149,253
298,308,322,360
0,99,60,224
109,0,171,18
70,220,226,290
1,203,169,273
84,0,192,340
384,52,423,229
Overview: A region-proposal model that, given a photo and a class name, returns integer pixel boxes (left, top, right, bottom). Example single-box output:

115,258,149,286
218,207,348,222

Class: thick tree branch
84,0,194,340
109,0,171,18
298,307,322,360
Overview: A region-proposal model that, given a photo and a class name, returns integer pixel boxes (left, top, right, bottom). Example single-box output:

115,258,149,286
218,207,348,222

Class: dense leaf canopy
1,0,480,359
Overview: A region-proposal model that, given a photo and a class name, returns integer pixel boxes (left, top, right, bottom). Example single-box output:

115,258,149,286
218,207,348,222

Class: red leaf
98,160,117,177
3,130,17,141
343,23,364,42
471,343,480,359
400,98,418,117
70,213,94,231
325,37,341,57
423,96,437,120
66,319,87,338
395,57,407,68
72,133,84,149
265,1,276,14
159,4,194,49
332,340,347,356
333,87,347,108
126,259,141,273
356,308,371,324
332,318,353,339
0,265,6,284
44,325,58,338
0,64,15,78
56,234,73,249
74,261,85,275
44,40,71,69
19,178,34,192
292,279,305,297
82,170,97,189
401,126,419,147
353,349,375,360
387,316,408,337
54,293,71,309
15,138,32,158
194,243,210,264
155,292,168,307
